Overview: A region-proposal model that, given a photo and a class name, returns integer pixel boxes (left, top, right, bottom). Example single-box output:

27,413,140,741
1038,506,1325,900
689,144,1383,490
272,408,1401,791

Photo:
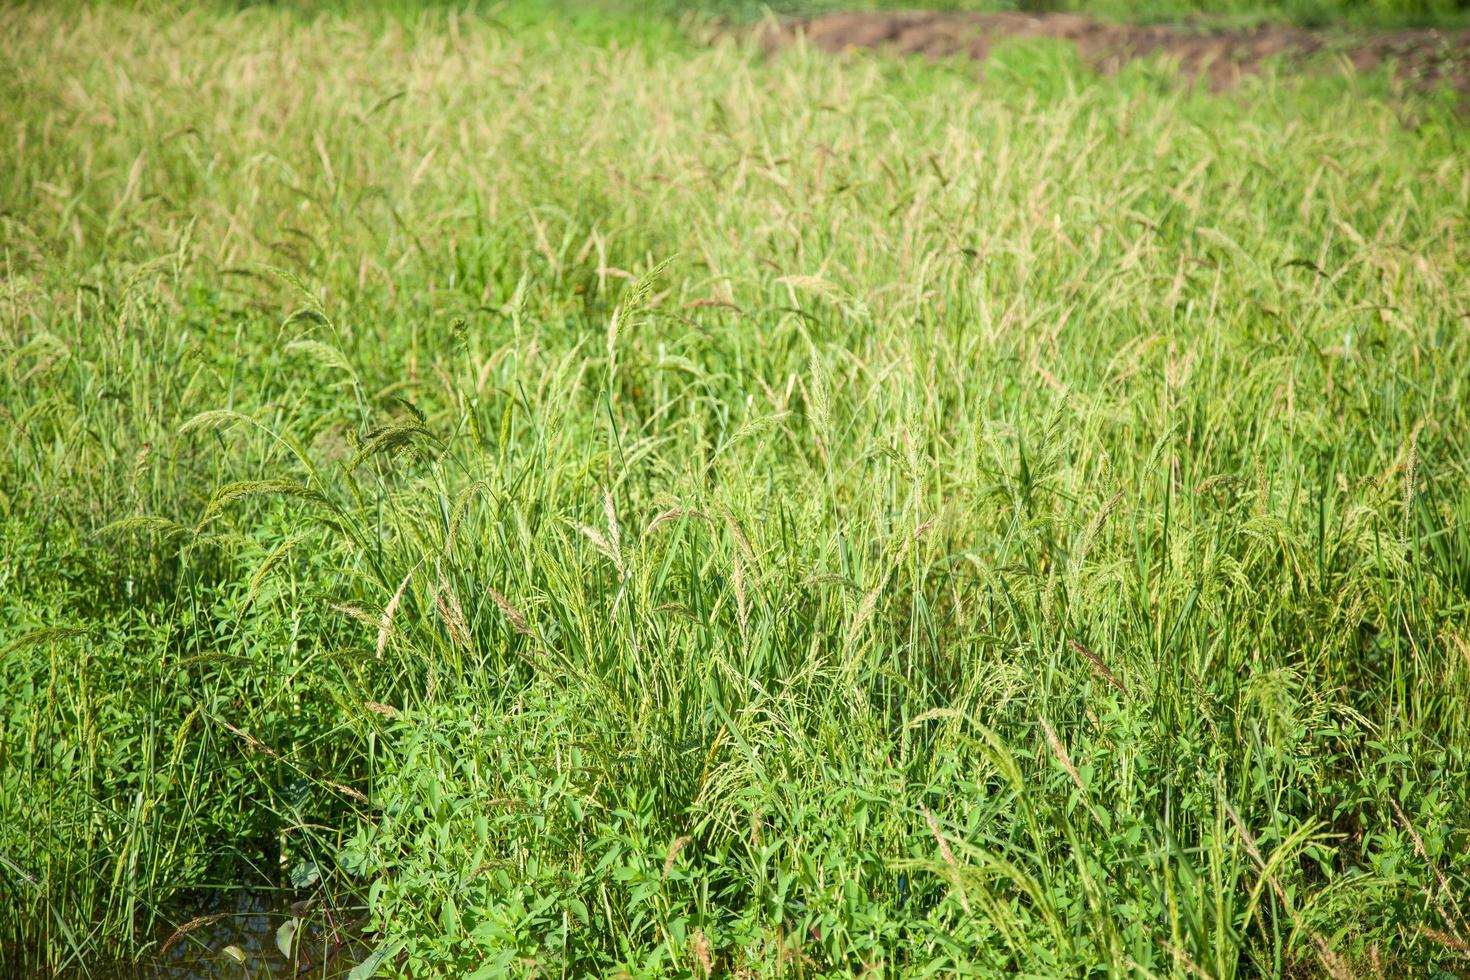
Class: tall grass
1,1,1468,976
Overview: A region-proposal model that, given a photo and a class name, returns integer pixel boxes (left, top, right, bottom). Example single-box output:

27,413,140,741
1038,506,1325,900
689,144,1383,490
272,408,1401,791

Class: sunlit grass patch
1,1,1468,975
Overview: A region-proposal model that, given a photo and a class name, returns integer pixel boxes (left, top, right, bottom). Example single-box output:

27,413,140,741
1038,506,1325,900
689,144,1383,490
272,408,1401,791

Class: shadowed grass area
2,1,1468,976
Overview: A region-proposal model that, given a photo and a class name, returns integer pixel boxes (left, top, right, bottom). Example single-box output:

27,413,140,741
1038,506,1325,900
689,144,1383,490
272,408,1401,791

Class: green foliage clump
1,1,1468,976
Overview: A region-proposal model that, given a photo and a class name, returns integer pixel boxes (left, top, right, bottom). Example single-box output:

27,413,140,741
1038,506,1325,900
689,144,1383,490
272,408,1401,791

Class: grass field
3,1,1470,976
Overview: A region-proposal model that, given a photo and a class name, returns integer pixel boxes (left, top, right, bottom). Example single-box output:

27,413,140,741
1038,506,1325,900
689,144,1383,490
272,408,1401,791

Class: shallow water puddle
84,889,366,979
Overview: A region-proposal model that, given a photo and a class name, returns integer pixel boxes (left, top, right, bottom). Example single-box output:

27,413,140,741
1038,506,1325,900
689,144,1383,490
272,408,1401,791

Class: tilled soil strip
755,11,1470,94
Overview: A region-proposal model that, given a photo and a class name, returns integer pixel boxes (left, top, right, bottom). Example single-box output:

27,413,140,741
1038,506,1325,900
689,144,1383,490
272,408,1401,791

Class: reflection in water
83,889,365,979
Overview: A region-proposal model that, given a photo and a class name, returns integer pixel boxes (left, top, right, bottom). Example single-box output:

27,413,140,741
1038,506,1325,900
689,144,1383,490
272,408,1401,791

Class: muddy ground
755,11,1470,95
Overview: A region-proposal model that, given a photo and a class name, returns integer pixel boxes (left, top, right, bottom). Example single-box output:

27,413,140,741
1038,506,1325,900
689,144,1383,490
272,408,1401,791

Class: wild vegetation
2,1,1469,976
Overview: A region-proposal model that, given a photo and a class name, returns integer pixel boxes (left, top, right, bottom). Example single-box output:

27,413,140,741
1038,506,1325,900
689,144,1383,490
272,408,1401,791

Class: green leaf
336,847,371,878
347,940,402,980
289,859,321,889
275,917,299,959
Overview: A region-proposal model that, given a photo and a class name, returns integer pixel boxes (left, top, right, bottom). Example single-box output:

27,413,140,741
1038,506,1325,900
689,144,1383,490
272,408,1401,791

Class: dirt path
755,12,1470,94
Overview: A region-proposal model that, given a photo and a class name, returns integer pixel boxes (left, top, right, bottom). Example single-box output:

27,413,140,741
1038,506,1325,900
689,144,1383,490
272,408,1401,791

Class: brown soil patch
755,12,1470,95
